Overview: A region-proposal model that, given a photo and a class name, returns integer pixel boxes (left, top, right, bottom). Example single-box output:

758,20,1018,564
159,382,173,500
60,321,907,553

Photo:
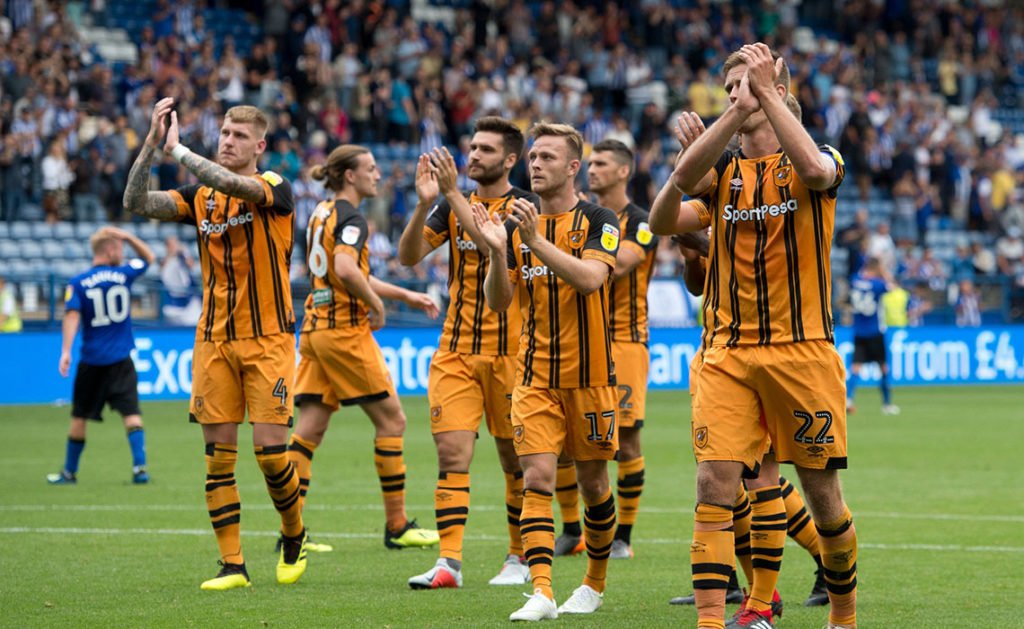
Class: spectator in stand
41,138,73,223
955,279,982,327
950,244,977,283
263,137,302,183
160,236,201,327
70,145,107,223
890,171,918,246
366,220,394,279
867,222,897,274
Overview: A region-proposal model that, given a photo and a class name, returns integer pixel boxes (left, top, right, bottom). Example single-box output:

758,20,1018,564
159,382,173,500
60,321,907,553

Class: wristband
170,144,192,163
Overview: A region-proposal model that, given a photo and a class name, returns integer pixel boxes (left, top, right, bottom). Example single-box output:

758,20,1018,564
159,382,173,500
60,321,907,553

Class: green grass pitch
1,386,1021,628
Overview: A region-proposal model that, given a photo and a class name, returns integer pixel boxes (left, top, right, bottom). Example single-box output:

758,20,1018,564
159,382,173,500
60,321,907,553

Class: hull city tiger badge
773,165,793,187
694,426,709,449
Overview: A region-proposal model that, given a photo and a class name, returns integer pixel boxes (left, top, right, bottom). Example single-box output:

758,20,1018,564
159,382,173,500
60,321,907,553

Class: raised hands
428,147,459,195
163,109,181,154
414,154,440,205
737,43,784,101
507,198,540,246
470,201,507,253
146,97,175,149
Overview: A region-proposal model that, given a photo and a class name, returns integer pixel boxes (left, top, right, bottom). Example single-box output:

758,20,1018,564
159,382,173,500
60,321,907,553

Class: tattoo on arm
123,144,179,220
179,152,267,204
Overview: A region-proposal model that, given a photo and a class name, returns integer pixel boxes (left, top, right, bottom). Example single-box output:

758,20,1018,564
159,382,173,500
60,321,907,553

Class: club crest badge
773,165,793,187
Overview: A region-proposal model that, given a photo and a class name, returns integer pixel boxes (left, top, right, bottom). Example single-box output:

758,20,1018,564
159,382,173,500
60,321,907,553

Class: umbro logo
730,178,744,190
436,491,453,502
206,198,217,212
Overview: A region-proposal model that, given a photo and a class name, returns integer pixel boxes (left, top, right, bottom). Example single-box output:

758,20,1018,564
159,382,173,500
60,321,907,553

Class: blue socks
127,428,147,468
64,438,85,474
880,372,892,405
846,371,859,401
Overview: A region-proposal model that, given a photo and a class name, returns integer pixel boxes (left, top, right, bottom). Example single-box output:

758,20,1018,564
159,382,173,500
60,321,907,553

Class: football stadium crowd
1,0,1023,324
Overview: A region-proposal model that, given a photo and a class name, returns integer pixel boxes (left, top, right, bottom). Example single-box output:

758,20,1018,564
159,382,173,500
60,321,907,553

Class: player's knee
577,475,610,503
435,435,469,471
618,430,642,461
494,441,520,473
522,468,555,494
695,462,743,506
794,468,844,521
123,416,143,431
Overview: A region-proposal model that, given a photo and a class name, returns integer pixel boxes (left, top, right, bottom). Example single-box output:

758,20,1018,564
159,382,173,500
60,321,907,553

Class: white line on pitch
1,526,1023,554
3,504,1024,524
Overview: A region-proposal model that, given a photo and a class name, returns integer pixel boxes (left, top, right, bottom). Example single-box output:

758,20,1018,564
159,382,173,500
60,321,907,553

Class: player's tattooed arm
177,150,268,204
122,144,179,220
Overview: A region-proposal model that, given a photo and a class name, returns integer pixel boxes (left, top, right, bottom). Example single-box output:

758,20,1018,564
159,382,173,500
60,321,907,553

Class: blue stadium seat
41,240,64,260
17,241,39,259
158,222,180,240
8,259,32,276
53,222,75,240
0,223,8,239
178,224,196,240
54,260,81,279
0,259,10,276
150,241,167,260
0,240,19,260
75,222,99,239
30,223,54,240
64,241,88,259
136,222,159,240
28,259,50,276
10,222,31,239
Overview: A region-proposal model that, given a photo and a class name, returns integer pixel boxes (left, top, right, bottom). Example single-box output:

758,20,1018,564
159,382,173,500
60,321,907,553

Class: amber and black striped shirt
301,199,371,332
170,171,295,341
695,145,846,347
424,187,535,356
609,202,658,344
505,200,620,389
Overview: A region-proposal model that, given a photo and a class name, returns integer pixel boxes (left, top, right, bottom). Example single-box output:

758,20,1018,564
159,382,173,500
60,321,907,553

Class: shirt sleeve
333,212,370,258
256,171,295,216
702,150,733,197
168,184,201,225
123,258,149,281
689,197,713,229
818,144,846,194
582,206,619,269
64,282,81,312
505,221,520,284
621,210,657,257
423,198,452,248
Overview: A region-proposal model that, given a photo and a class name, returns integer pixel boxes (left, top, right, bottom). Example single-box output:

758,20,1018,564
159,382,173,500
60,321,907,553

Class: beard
469,161,505,186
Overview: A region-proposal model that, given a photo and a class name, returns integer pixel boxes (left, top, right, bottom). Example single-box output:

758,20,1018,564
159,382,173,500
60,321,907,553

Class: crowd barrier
1,326,1021,405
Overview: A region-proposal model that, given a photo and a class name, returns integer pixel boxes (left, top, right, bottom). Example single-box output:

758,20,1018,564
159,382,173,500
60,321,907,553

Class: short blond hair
224,105,269,138
530,123,584,161
89,230,118,255
723,47,791,93
785,93,801,119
